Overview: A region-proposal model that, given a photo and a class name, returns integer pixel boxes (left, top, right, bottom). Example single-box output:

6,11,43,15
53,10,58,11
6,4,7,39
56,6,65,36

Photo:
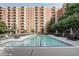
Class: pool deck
0,47,79,56
0,35,33,45
0,35,79,56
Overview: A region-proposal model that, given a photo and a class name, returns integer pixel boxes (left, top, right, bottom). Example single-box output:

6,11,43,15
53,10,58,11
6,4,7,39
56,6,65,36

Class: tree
61,3,79,20
51,13,79,35
0,20,7,34
51,3,79,36
46,17,55,33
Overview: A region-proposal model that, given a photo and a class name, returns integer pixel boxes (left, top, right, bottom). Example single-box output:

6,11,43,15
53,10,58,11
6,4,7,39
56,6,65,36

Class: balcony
13,15,16,17
21,22,24,24
35,28,38,30
21,20,24,22
0,7,2,9
0,14,2,16
20,28,24,31
8,16,11,18
40,25,44,28
21,6,24,8
8,17,11,19
40,17,44,19
20,7,24,11
35,20,38,22
8,20,10,22
20,12,24,14
0,9,2,11
21,17,24,19
13,12,16,14
13,20,16,22
52,11,55,13
8,26,10,28
8,12,11,14
13,7,16,8
35,25,38,28
52,14,55,16
8,23,10,25
0,18,2,19
0,12,2,14
13,17,16,19
35,12,38,14
35,8,38,11
20,9,24,11
35,17,38,19
35,22,38,24
21,15,24,16
35,6,38,9
40,14,44,16
40,23,44,24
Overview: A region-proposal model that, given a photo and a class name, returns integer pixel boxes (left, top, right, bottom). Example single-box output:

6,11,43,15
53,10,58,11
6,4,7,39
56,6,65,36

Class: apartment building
0,6,55,33
55,8,64,23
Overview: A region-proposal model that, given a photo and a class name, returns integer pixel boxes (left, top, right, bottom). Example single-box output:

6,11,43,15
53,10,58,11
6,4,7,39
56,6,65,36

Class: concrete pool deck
0,35,79,56
0,47,79,56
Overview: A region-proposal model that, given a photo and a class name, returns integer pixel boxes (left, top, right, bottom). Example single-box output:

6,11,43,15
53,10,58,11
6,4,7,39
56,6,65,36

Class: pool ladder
40,39,42,47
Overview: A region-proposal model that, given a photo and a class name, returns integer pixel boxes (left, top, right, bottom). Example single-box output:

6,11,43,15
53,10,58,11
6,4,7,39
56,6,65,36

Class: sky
0,3,63,8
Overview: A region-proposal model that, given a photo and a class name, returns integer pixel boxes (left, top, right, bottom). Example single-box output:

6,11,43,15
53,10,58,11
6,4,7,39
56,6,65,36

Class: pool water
1,35,72,47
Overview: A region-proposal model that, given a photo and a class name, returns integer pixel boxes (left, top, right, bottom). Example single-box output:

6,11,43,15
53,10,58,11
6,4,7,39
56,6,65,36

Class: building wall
26,7,34,32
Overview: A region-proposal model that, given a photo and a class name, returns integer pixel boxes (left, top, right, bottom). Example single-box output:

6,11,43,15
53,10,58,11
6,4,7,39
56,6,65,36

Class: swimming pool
1,35,72,47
